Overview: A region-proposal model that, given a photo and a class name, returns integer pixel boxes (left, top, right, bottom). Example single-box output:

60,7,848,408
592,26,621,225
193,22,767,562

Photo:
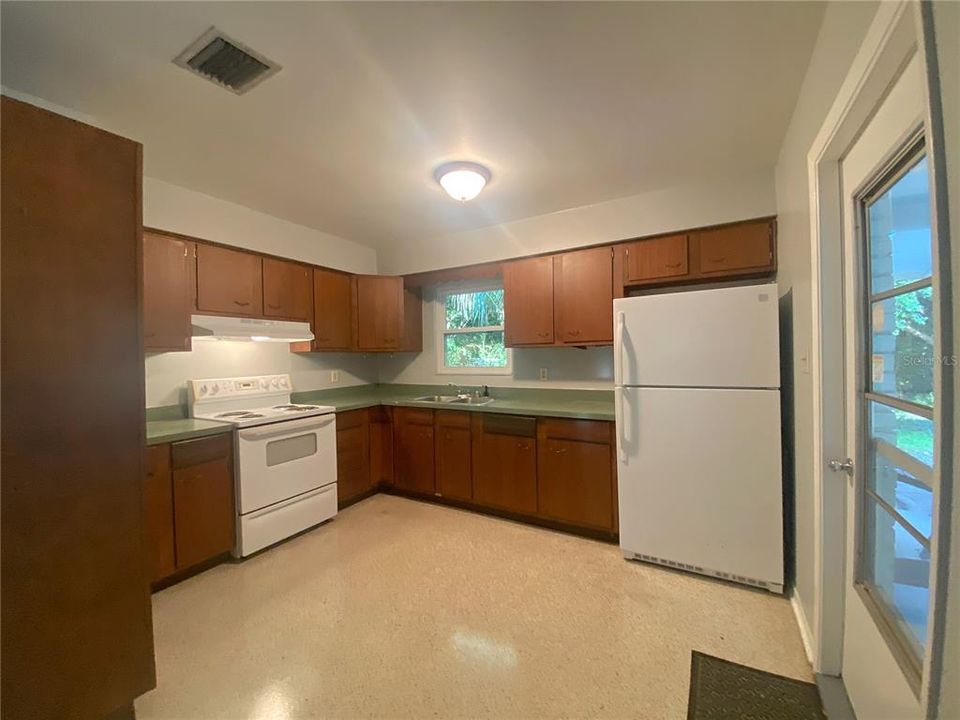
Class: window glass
869,286,934,407
869,401,934,468
440,287,509,371
445,289,504,330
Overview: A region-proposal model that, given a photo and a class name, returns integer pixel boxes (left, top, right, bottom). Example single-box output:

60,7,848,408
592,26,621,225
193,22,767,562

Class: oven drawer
237,482,337,557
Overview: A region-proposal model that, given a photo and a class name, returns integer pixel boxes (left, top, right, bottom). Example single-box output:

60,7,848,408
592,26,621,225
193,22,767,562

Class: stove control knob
270,377,279,388
280,377,289,389
200,383,208,396
210,383,219,395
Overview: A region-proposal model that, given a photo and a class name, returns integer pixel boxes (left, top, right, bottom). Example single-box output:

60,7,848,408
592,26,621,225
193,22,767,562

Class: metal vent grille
629,552,777,593
173,28,280,95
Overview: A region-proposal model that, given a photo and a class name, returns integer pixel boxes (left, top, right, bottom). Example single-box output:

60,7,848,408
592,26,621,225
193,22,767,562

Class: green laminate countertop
292,384,615,421
145,406,232,446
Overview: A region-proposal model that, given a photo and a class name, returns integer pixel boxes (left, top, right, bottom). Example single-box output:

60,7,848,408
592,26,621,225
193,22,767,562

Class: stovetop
188,374,335,428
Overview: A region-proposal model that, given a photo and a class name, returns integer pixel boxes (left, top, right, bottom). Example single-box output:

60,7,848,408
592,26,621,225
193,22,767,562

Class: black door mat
687,651,826,720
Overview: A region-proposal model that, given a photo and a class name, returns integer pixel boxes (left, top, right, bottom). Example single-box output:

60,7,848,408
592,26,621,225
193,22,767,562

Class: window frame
435,280,512,376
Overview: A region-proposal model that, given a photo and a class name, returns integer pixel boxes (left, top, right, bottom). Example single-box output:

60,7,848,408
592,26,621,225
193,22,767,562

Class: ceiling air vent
173,27,280,95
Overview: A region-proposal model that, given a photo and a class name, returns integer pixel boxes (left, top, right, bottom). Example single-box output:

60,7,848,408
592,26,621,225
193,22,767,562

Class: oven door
236,413,337,514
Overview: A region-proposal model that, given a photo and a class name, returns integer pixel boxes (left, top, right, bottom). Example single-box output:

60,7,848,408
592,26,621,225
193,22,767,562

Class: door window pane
868,156,932,294
863,497,930,655
870,286,934,406
871,450,933,537
869,400,934,468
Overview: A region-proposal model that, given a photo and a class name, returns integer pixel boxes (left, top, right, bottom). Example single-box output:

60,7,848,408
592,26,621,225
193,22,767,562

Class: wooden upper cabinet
356,275,404,351
503,255,554,346
622,234,689,285
554,246,613,344
435,410,472,502
196,244,263,317
694,220,774,276
401,285,423,352
311,267,354,350
143,231,195,352
262,257,311,321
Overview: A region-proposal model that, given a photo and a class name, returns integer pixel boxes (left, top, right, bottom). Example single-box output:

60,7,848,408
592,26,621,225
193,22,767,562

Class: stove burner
216,411,265,419
273,404,320,412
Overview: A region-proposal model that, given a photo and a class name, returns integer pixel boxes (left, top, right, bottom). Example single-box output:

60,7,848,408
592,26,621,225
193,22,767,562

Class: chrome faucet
447,382,465,397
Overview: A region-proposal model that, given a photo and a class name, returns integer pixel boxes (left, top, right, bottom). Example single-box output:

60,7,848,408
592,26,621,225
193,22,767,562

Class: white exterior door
836,54,935,719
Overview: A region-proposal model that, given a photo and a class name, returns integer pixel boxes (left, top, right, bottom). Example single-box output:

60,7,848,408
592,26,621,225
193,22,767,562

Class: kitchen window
436,283,511,374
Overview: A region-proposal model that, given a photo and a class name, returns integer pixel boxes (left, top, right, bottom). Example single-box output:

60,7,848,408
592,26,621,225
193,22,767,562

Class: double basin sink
412,394,495,407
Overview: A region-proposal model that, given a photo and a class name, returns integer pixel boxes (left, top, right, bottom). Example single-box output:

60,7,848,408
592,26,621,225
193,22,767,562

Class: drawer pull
665,262,682,269
267,303,281,309
708,256,726,264
233,300,251,307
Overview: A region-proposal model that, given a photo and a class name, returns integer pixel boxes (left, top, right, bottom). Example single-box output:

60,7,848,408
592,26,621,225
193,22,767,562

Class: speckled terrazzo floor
136,494,811,719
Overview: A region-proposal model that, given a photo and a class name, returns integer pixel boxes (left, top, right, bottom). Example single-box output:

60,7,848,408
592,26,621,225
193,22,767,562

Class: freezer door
614,283,780,388
615,387,783,588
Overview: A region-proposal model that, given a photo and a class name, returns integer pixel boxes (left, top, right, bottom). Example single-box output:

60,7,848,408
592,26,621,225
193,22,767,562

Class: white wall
772,0,879,646
378,286,613,389
145,343,379,407
144,177,377,274
377,169,777,275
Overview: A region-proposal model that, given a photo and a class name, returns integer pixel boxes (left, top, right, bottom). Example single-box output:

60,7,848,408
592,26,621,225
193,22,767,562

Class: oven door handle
238,413,335,440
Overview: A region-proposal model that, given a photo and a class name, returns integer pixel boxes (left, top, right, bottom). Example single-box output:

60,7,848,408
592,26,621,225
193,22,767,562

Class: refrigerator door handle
616,386,629,463
615,311,626,385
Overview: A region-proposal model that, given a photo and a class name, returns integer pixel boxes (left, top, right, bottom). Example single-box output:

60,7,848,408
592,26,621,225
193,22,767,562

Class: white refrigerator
614,283,784,593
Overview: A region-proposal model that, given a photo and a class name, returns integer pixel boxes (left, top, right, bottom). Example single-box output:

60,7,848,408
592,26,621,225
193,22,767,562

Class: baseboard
791,592,816,667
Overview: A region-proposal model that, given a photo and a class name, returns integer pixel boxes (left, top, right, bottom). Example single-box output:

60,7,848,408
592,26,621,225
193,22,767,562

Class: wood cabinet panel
554,246,613,343
336,409,371,504
435,410,472,501
537,419,614,531
369,406,394,486
143,445,176,583
622,234,689,284
172,436,234,570
1,96,156,718
694,221,774,275
402,285,423,352
473,415,537,514
503,256,554,345
196,244,263,317
262,257,311,321
143,232,194,352
356,275,404,351
312,267,354,350
394,407,435,494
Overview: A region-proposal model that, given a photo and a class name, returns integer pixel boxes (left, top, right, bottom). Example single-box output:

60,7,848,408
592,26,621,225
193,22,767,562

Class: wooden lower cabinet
143,445,176,582
369,406,394,486
336,409,371,505
537,419,615,531
144,434,234,585
472,414,538,515
435,410,472,501
394,407,436,494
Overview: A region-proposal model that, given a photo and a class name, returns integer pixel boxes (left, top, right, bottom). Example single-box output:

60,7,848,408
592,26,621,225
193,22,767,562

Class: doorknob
828,458,855,476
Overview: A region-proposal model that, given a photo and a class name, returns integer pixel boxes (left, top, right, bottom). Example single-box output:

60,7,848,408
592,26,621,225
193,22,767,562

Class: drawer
336,408,369,430
399,407,434,426
435,409,471,429
171,433,231,469
538,417,612,444
482,414,536,438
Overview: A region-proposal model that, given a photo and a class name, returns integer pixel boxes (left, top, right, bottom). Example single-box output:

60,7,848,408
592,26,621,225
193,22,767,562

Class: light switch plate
539,367,548,381
330,370,341,383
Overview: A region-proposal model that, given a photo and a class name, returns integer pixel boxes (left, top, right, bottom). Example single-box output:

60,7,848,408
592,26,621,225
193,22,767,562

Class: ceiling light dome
435,161,491,201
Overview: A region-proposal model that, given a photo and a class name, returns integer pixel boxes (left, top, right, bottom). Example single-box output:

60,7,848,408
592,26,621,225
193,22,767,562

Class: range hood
191,315,314,343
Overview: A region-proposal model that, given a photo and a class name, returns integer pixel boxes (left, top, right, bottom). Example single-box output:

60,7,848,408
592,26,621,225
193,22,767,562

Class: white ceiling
1,2,824,250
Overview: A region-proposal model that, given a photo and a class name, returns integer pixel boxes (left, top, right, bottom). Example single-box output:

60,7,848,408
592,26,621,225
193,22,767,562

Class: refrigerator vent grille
631,553,773,591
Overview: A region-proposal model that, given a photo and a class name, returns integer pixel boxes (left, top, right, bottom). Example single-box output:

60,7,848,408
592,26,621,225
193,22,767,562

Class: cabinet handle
567,329,581,337
553,448,566,454
233,300,251,307
709,256,726,263
316,337,330,342
267,303,281,310
665,262,682,269
518,442,530,450
537,332,550,338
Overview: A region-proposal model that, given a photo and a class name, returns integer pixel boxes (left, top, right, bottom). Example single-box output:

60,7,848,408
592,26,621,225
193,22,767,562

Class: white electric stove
189,374,338,557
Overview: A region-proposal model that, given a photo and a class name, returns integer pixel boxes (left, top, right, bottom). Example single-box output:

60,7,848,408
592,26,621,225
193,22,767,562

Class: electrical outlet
539,367,548,381
330,370,341,383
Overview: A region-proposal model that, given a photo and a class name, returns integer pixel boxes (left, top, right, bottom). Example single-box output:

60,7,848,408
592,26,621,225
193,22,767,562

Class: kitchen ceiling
1,1,825,250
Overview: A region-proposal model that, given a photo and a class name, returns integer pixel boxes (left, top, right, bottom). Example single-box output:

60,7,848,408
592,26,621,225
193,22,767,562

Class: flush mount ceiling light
434,161,491,201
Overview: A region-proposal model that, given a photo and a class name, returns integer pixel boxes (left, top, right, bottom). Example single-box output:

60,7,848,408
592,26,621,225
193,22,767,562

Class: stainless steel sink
411,394,495,406
412,395,462,403
451,396,494,406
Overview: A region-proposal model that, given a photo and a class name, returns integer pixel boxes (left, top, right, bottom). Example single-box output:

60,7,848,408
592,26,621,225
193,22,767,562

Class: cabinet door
262,257,311,321
336,409,371,504
554,246,613,343
356,275,404,350
435,411,471,501
196,244,263,317
503,256,554,345
143,232,194,352
473,416,537,514
143,444,176,583
695,221,774,276
537,419,614,531
623,234,689,284
401,286,423,352
313,267,354,350
171,435,234,570
394,408,435,494
369,406,394,487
